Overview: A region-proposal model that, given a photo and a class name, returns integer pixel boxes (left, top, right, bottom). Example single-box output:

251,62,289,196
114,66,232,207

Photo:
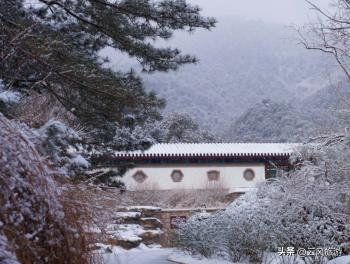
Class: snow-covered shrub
176,141,350,263
155,112,218,143
112,121,157,151
0,80,20,116
0,113,92,263
175,211,228,258
0,234,20,264
33,120,89,177
0,90,20,105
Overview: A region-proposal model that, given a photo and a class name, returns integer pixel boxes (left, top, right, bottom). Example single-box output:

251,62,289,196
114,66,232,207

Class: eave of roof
114,143,299,160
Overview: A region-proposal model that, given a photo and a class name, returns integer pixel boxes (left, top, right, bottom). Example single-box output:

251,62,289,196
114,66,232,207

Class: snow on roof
115,143,299,158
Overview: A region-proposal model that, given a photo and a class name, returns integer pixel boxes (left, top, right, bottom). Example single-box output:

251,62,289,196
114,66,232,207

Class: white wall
119,163,266,193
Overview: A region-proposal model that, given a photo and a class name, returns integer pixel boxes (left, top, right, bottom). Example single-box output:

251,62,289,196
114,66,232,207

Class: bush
0,114,96,263
176,142,350,263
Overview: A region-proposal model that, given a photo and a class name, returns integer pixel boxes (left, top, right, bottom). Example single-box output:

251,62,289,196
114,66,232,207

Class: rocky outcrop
141,217,163,229
106,206,163,249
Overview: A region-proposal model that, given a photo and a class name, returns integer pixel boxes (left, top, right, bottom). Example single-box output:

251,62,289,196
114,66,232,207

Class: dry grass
0,112,229,263
0,114,100,264
80,185,231,210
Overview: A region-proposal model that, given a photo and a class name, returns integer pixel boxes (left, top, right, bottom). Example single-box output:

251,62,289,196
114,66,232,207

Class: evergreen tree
157,112,218,143
0,0,216,148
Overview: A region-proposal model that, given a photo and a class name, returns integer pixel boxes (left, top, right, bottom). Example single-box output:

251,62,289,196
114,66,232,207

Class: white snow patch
127,206,161,211
114,212,141,219
0,235,20,264
116,143,299,157
106,224,143,242
98,244,173,264
106,223,162,242
0,91,20,104
168,251,345,264
83,224,102,234
168,251,234,264
141,217,162,223
71,154,89,168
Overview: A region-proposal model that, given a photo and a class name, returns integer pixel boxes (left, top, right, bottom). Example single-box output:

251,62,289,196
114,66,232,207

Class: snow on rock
126,206,161,211
140,217,163,228
107,224,144,242
107,224,162,242
141,217,162,222
114,212,142,219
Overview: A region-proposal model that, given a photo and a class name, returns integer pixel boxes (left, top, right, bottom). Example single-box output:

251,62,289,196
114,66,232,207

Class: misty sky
188,0,330,24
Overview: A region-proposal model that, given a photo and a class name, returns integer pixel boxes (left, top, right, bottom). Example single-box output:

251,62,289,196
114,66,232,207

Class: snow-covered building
105,143,298,194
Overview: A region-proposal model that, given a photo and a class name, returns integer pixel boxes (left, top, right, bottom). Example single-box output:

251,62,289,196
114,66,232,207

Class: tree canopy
0,0,215,147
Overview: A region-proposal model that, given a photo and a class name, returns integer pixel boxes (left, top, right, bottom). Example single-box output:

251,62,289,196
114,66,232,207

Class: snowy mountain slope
225,100,342,143
104,17,339,141
141,18,332,135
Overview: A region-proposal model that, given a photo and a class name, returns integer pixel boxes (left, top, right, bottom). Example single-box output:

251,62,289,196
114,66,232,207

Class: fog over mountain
139,17,341,141
188,0,329,24
102,3,345,143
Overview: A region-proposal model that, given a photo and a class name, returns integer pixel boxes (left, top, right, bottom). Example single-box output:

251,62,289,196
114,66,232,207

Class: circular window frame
171,170,184,183
132,170,147,183
243,169,255,181
207,170,220,181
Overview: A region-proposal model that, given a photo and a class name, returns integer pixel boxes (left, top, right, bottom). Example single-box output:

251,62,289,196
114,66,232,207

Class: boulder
140,217,163,229
139,229,163,245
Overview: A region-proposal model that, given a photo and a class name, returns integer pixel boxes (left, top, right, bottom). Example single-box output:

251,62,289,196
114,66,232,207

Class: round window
171,170,184,182
243,169,255,181
207,170,220,181
132,170,147,183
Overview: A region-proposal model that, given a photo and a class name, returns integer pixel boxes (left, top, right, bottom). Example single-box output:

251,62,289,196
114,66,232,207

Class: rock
126,206,162,218
104,237,141,249
113,211,142,224
114,211,142,220
139,229,163,245
140,217,163,229
103,207,164,248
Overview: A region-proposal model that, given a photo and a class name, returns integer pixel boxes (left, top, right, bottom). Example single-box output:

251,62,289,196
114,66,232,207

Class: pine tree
157,112,218,143
0,0,216,148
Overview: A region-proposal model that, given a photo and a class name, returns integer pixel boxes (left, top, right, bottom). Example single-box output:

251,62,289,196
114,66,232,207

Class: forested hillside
139,18,335,140
225,81,349,142
226,99,343,142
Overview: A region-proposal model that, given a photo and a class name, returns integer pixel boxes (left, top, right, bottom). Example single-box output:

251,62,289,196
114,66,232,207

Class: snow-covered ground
168,251,233,264
328,256,350,264
168,253,350,264
100,245,350,264
100,244,173,264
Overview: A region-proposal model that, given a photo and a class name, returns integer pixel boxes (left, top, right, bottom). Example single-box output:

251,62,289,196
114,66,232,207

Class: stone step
140,217,163,229
105,222,163,249
126,206,162,218
113,211,142,224
139,229,163,245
